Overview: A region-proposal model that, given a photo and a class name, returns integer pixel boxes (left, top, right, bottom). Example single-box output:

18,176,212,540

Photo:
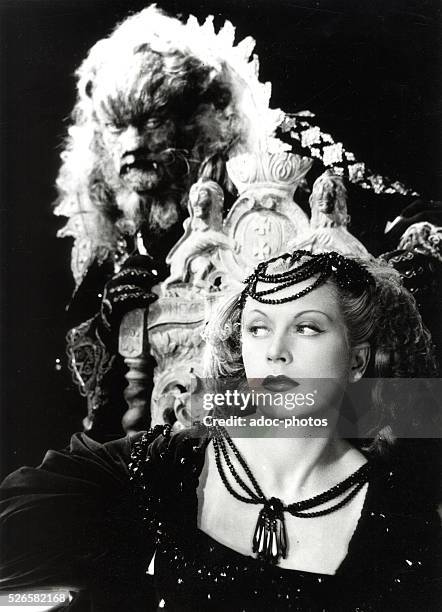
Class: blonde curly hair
203,252,437,450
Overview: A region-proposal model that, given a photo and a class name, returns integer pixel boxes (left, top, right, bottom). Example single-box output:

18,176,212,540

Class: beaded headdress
241,250,374,306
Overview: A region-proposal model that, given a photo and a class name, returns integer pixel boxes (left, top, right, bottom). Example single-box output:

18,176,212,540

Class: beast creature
56,6,281,437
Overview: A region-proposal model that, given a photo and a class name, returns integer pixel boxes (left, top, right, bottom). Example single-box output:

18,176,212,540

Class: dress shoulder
0,429,164,593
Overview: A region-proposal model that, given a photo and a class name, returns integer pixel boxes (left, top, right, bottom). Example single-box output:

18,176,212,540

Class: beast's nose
119,126,144,152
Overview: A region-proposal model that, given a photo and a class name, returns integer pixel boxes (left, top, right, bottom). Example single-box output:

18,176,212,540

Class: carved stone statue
295,170,371,258
164,180,236,289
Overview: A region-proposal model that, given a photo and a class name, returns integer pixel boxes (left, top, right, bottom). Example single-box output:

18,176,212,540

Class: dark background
0,0,441,477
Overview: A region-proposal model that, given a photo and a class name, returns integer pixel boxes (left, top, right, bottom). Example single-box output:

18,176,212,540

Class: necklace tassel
252,498,287,564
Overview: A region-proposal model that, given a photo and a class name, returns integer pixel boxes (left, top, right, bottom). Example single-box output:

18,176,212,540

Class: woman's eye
248,325,269,337
295,324,323,336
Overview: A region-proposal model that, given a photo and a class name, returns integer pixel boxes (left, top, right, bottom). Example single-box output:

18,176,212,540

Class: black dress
0,426,440,611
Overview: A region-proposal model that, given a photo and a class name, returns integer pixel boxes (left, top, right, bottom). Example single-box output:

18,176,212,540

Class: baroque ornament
220,152,313,281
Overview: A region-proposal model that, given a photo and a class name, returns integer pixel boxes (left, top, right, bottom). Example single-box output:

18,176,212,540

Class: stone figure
164,180,235,289
295,170,371,258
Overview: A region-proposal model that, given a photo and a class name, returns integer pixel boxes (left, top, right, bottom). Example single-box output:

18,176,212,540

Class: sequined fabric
0,428,439,611
128,427,441,611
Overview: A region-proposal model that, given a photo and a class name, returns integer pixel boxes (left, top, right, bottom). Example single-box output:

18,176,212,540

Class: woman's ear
349,342,370,382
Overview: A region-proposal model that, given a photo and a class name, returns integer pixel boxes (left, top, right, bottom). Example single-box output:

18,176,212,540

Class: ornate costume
1,427,439,611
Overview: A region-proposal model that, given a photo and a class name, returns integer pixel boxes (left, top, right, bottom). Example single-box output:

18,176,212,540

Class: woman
0,250,439,611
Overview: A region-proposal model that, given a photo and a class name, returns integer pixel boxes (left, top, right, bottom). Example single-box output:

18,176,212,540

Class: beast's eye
105,122,124,134
146,118,162,129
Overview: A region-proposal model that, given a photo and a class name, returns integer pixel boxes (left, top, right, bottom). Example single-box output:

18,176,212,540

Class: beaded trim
128,424,172,544
241,250,374,306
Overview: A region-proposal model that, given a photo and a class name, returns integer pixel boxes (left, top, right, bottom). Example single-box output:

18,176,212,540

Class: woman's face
241,280,360,419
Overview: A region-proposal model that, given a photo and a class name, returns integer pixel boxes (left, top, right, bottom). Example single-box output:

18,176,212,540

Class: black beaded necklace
211,424,373,565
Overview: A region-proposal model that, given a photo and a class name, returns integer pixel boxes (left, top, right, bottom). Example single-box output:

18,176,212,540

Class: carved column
119,308,150,433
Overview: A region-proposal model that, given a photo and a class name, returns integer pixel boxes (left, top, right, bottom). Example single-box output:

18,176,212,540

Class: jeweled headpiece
241,250,374,306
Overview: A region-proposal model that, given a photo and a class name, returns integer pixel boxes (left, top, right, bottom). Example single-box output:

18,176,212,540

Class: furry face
91,49,198,200
55,6,258,279
83,45,236,238
100,116,178,195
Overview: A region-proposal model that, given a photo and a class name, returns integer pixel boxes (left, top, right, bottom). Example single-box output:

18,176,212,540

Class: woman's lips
261,375,299,392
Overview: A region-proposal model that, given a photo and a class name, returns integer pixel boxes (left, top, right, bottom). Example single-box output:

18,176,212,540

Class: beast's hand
100,255,158,334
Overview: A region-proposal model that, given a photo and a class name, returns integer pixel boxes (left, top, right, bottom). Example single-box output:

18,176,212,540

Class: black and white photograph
0,1,441,610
